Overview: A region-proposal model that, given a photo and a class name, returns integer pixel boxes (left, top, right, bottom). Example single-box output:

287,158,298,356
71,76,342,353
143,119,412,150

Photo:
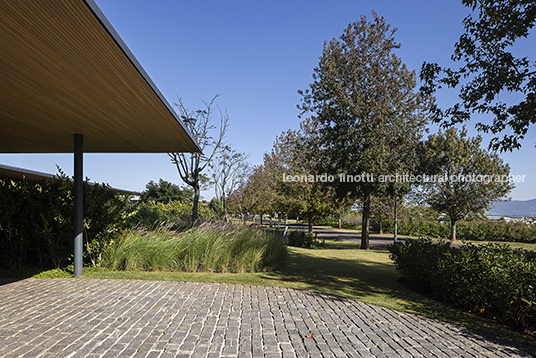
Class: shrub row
103,222,287,273
382,219,536,243
382,220,450,239
389,239,536,332
456,220,536,243
0,174,129,269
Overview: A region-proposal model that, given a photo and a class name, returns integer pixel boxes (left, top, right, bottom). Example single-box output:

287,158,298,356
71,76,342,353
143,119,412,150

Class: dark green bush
286,230,324,248
382,220,450,239
389,239,536,332
457,220,536,243
383,218,536,243
0,172,129,269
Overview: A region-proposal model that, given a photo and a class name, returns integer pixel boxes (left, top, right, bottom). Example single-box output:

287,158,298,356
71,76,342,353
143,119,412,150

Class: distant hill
487,199,536,217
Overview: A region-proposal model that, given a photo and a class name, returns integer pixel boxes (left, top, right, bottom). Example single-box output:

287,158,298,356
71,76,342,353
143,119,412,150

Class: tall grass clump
103,222,286,273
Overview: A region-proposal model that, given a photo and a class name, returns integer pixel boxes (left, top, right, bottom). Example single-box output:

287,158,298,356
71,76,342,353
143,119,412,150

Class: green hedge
389,239,536,332
382,219,450,239
0,173,129,269
383,219,536,243
457,220,536,243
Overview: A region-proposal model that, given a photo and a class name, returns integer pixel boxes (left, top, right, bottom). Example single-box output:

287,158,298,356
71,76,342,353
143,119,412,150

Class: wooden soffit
0,0,200,153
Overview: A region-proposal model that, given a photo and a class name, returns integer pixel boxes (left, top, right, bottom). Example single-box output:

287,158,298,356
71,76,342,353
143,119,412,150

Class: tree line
166,1,533,247
224,11,517,248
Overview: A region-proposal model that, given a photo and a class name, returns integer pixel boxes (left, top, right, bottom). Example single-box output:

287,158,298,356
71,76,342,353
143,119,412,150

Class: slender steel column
74,134,83,276
394,196,398,244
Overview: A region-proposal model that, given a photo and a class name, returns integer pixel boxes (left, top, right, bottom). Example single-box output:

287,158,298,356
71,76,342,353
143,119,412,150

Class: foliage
228,161,279,223
421,127,514,240
31,268,74,278
420,0,536,151
208,198,225,219
382,215,536,243
126,200,219,230
139,178,193,204
457,219,536,243
168,93,228,223
389,239,536,332
298,12,430,249
383,219,451,239
318,209,363,230
103,222,287,273
286,230,325,248
211,146,250,221
0,172,129,269
266,118,338,233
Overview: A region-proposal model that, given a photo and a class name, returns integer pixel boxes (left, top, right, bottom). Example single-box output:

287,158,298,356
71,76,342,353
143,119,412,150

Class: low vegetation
382,217,536,244
389,239,536,334
103,222,286,273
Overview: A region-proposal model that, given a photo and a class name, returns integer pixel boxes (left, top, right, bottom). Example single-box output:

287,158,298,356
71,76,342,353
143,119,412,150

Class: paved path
280,223,407,249
0,279,534,357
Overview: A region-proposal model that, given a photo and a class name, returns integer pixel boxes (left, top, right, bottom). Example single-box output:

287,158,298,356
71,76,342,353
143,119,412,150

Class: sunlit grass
102,222,286,273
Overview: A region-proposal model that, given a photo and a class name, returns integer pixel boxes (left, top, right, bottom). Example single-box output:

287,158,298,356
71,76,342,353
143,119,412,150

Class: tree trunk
284,216,288,225
361,192,371,250
308,213,313,234
378,219,383,235
450,217,457,241
192,184,200,224
260,214,263,226
338,216,342,229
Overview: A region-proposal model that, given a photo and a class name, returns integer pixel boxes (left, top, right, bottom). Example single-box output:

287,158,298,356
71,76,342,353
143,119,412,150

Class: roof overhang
0,164,141,196
0,0,200,153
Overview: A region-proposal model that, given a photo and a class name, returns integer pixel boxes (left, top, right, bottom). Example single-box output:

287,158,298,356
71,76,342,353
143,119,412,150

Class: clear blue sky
1,0,535,200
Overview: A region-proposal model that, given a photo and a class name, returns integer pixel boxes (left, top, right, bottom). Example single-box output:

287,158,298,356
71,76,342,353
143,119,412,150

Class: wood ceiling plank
0,0,199,153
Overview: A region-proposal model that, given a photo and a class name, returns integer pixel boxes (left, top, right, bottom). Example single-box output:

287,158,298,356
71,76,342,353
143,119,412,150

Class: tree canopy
421,127,514,240
420,0,536,151
140,179,193,204
298,12,430,248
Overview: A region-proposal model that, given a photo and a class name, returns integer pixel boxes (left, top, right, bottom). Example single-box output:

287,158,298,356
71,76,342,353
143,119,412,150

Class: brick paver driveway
0,278,534,357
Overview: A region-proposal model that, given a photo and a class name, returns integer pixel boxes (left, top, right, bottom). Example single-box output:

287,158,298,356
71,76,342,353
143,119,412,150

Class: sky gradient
1,0,534,201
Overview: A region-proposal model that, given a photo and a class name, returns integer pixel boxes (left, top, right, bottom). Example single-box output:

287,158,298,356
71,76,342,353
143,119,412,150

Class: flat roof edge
0,164,141,196
82,0,201,153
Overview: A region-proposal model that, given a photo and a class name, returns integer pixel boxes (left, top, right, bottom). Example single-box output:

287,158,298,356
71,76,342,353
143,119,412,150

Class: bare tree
168,94,228,223
211,146,250,221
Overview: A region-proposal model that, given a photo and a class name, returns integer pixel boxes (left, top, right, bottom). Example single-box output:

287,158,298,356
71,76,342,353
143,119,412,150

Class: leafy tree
298,12,430,249
208,198,225,218
369,194,395,235
0,169,129,269
227,164,271,224
168,94,228,223
140,179,193,204
422,127,514,240
420,0,536,151
211,146,250,221
269,118,336,233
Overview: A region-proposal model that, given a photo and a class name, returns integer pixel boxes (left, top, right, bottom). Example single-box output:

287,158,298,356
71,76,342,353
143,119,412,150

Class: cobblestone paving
0,278,534,357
